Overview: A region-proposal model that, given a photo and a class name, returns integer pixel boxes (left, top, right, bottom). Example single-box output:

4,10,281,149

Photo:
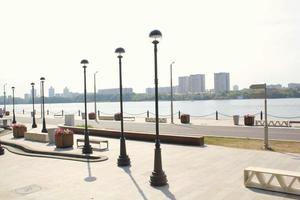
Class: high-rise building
49,86,55,97
63,87,70,97
189,74,205,93
214,72,230,93
288,83,300,89
178,76,189,94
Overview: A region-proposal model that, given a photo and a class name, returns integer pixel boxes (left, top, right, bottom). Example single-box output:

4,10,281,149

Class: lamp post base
32,124,37,128
0,146,4,155
41,128,48,133
150,147,168,187
82,145,93,154
118,155,131,166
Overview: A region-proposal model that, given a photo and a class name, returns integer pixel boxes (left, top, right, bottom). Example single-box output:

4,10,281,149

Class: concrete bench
255,120,290,127
98,116,114,120
0,118,11,128
244,167,300,195
76,138,109,150
25,132,49,143
145,117,167,123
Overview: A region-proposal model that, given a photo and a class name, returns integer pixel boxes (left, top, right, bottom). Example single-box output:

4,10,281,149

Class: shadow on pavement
84,158,97,182
122,166,148,200
155,184,176,200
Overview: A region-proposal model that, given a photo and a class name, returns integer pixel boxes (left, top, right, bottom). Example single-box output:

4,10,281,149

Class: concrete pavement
1,128,300,199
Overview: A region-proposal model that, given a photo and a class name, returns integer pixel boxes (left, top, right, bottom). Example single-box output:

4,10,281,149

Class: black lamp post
115,47,131,166
0,143,4,155
149,30,168,186
31,83,37,128
40,77,47,133
81,59,93,154
12,87,16,124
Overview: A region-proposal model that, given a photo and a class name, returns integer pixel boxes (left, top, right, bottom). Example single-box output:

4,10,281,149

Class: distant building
63,87,70,97
146,86,178,95
288,83,300,89
267,84,282,89
233,85,239,91
214,72,230,93
49,86,55,97
189,74,205,93
178,76,190,94
98,88,133,95
24,93,30,101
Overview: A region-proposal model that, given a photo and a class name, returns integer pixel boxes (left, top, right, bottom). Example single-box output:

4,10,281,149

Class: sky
1,0,300,97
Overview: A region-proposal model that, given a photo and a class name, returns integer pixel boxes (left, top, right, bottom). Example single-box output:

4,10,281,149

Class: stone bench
98,116,114,120
76,138,109,150
255,120,290,127
25,132,49,143
145,117,167,123
0,118,11,128
244,166,300,195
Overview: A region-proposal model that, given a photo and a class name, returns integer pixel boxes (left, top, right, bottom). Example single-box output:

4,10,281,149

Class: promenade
14,115,300,141
1,126,300,200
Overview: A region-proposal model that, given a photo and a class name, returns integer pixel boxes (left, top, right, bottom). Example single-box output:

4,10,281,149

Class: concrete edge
204,135,300,143
58,125,204,146
0,139,108,162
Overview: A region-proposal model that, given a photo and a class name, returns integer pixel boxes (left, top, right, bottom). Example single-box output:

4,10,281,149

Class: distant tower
49,86,55,97
189,74,205,93
178,76,189,94
214,72,230,93
233,85,239,91
63,87,70,97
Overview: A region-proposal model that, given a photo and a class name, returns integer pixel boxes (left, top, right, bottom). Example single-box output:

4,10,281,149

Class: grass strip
205,136,300,153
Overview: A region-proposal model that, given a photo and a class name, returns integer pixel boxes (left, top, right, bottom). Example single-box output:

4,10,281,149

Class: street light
81,59,93,154
40,77,47,133
250,83,269,149
31,83,37,128
149,29,168,186
3,83,7,112
115,47,131,166
12,87,16,124
94,71,98,122
170,61,175,124
0,143,4,155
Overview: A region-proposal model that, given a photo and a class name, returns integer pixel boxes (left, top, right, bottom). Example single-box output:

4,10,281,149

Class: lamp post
81,59,93,154
40,77,47,133
12,87,16,124
170,61,175,124
0,143,4,155
115,47,131,166
250,83,269,149
94,71,98,122
3,83,7,112
31,83,37,128
149,29,168,186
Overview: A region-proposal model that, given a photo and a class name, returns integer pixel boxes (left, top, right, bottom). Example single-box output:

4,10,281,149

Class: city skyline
1,0,300,97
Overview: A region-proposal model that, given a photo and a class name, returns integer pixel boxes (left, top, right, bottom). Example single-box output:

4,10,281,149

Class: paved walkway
12,116,300,141
0,126,300,199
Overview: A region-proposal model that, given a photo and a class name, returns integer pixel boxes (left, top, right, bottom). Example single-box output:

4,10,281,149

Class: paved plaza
1,126,300,200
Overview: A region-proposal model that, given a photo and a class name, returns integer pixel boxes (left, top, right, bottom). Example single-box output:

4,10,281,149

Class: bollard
62,110,64,116
260,111,263,120
47,110,49,115
147,110,149,118
98,110,100,117
78,110,81,116
216,111,219,120
178,111,181,119
23,109,25,115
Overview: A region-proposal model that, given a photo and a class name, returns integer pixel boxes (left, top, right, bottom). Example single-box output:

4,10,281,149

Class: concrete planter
13,126,27,138
89,112,96,120
244,115,255,126
114,113,122,121
55,134,74,148
64,114,75,126
181,114,190,124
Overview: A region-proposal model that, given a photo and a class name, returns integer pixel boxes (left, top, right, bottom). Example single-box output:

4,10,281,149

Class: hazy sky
1,0,300,97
